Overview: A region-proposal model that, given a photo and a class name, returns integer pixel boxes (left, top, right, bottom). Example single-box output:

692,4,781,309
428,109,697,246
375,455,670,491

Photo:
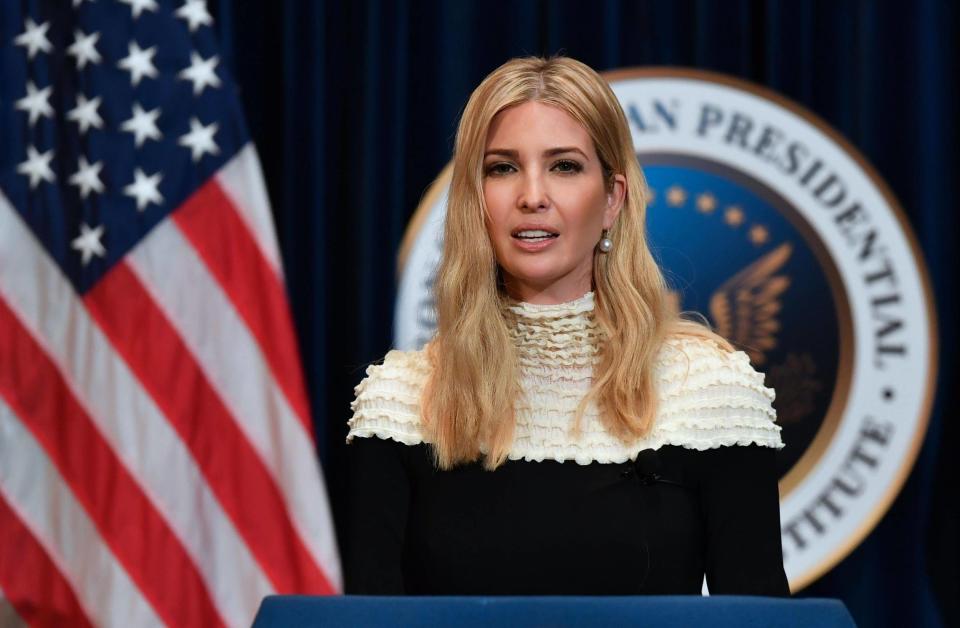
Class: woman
344,55,789,596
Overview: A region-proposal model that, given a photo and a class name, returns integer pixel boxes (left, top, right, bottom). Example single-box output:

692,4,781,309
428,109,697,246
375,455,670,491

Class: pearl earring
599,229,613,253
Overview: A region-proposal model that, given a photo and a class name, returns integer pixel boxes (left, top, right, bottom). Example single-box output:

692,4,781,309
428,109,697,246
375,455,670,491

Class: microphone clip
621,449,664,485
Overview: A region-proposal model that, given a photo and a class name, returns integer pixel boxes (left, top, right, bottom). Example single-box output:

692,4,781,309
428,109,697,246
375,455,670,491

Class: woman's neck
501,273,594,305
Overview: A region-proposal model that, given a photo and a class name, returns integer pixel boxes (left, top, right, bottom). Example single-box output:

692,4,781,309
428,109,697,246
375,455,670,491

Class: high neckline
502,290,600,369
504,290,595,317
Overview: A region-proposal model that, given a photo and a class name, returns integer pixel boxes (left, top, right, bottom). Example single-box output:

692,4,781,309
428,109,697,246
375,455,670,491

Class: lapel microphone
621,449,663,485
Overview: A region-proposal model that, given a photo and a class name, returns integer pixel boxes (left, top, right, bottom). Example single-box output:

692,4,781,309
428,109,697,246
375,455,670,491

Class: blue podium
252,595,855,627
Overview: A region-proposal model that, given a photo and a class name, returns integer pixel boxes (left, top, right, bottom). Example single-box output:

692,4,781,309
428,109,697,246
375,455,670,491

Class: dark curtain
209,2,957,626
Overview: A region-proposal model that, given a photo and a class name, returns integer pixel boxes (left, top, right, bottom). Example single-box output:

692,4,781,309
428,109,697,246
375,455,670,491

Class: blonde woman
345,55,789,596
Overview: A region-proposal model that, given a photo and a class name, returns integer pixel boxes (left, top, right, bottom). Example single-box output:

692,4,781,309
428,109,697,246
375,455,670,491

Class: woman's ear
603,173,627,229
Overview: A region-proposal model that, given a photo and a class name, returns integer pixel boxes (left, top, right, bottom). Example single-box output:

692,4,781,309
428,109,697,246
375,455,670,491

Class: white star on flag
69,156,105,199
178,117,220,162
16,145,56,189
15,81,54,127
118,42,159,86
71,222,107,265
14,18,52,59
175,0,214,32
124,168,164,211
119,0,159,19
178,52,222,96
67,29,103,69
67,94,104,134
121,103,163,147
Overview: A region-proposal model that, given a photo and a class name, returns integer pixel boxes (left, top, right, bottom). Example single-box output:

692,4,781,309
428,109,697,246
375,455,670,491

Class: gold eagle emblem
707,242,793,365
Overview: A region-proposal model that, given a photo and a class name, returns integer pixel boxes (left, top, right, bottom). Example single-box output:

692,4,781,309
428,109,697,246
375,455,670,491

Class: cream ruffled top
347,291,783,464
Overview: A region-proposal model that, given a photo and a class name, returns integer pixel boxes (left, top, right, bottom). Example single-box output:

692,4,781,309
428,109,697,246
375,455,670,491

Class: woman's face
482,100,625,304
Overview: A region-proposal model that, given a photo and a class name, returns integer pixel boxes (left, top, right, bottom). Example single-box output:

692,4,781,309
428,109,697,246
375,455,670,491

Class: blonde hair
421,55,730,470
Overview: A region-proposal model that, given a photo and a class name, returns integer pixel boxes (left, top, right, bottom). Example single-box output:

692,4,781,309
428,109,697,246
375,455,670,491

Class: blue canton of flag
1,0,244,293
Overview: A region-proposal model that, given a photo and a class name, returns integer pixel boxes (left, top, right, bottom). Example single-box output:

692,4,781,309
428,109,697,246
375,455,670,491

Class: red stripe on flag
0,491,92,628
0,298,227,628
173,181,313,432
85,262,335,594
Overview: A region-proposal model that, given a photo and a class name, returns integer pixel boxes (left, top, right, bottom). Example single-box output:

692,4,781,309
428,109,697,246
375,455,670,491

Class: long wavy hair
421,55,730,470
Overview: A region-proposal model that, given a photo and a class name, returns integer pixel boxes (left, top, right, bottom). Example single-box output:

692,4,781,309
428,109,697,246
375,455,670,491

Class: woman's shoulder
650,333,784,450
346,347,431,446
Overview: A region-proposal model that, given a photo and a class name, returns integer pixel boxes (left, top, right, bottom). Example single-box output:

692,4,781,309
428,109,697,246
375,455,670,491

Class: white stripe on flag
0,587,26,628
0,398,162,627
216,144,284,278
0,194,274,626
128,218,343,590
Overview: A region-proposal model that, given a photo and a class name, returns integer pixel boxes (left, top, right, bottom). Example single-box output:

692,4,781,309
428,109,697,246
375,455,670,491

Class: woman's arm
344,349,428,593
698,444,790,596
344,435,411,594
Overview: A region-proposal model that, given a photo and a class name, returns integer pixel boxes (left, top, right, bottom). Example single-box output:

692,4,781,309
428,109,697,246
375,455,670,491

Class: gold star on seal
666,185,687,207
749,224,770,245
696,192,717,213
724,205,745,227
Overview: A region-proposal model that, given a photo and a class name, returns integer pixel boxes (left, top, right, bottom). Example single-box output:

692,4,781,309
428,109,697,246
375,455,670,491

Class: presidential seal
394,67,937,591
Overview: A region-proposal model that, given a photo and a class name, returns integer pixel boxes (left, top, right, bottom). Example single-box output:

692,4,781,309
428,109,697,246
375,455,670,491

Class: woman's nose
518,171,548,211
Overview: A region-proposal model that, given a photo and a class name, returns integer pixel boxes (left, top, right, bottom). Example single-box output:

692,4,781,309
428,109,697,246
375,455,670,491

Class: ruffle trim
504,291,602,367
345,415,783,465
346,336,784,462
500,427,785,465
504,291,596,317
515,381,774,411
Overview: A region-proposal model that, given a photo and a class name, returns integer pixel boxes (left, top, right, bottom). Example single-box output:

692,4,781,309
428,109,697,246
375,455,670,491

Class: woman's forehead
485,101,593,152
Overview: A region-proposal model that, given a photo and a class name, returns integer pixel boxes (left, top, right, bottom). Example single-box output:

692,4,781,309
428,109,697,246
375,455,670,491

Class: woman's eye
486,163,515,176
553,160,582,173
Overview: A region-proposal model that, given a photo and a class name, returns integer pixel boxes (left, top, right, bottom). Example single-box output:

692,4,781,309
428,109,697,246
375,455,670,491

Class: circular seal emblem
394,68,937,591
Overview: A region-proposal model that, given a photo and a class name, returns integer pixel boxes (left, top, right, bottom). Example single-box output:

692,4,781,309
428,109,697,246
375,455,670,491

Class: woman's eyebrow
483,147,589,159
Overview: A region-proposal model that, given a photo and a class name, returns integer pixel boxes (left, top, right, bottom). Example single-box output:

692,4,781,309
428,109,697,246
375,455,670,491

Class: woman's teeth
514,230,558,241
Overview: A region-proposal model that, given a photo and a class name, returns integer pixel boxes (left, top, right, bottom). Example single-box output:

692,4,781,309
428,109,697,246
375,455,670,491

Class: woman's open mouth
511,229,559,251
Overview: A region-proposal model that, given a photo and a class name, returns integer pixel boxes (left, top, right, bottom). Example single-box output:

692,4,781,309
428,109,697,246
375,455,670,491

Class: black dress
344,292,789,596
344,436,789,596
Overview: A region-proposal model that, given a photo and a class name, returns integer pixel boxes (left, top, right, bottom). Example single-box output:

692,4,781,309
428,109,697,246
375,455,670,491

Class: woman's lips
511,234,559,252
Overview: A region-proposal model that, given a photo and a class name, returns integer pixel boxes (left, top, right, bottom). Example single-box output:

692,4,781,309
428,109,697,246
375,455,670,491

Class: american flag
0,1,341,625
